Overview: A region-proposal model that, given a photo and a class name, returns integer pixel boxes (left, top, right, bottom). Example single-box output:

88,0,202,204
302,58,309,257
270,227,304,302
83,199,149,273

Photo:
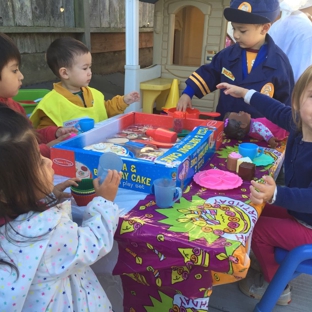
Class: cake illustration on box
75,161,92,179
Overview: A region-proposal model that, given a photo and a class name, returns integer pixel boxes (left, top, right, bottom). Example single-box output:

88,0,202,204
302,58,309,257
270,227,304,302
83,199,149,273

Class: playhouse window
173,6,204,66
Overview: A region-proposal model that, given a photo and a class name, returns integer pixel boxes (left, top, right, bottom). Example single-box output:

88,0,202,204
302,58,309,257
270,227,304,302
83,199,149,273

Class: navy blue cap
224,0,280,24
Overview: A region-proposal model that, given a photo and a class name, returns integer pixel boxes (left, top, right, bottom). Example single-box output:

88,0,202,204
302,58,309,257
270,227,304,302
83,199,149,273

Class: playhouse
126,0,231,114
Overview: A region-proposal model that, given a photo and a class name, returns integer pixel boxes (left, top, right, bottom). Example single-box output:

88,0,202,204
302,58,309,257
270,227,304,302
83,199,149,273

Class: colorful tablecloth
113,137,287,312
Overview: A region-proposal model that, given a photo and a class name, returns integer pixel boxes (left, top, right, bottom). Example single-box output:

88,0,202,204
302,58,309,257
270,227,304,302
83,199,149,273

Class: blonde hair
291,65,312,130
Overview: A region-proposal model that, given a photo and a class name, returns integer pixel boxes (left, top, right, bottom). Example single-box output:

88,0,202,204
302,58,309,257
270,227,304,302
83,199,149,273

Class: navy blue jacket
249,92,312,226
184,35,294,120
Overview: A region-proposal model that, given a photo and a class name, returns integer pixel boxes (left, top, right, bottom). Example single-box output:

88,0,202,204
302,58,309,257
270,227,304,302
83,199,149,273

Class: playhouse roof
139,0,158,3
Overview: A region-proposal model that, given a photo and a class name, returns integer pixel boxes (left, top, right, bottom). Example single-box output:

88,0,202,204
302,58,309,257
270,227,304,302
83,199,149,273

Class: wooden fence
0,0,154,29
0,0,154,84
0,0,154,53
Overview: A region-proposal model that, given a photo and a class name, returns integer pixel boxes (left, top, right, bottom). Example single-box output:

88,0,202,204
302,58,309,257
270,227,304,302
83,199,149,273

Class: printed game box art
51,112,224,193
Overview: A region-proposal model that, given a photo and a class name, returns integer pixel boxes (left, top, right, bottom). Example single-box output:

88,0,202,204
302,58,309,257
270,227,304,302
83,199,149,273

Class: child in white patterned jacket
0,104,121,312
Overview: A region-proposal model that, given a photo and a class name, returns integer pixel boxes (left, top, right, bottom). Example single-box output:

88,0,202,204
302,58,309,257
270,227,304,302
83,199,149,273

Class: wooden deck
209,271,312,312
98,268,312,312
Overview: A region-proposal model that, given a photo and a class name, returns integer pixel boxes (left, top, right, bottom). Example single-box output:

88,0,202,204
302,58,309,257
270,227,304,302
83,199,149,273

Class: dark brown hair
46,37,90,78
0,33,21,80
0,104,53,276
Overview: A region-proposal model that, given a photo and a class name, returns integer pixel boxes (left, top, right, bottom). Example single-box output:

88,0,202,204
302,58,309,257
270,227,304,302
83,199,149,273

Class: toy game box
51,112,223,193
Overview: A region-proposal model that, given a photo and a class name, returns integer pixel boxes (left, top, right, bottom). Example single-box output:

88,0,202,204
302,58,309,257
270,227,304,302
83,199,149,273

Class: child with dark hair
30,37,140,129
0,104,121,311
177,0,294,121
223,111,288,148
0,33,76,158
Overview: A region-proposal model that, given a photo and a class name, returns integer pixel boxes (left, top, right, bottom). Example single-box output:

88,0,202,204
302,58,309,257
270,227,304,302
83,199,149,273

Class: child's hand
249,175,276,205
268,137,278,148
124,91,140,105
55,127,78,138
216,83,248,99
54,177,81,201
93,170,122,202
176,94,192,112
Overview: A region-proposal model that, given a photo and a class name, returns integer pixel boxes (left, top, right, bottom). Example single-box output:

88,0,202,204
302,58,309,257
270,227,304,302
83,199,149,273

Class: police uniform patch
261,83,274,97
221,67,235,81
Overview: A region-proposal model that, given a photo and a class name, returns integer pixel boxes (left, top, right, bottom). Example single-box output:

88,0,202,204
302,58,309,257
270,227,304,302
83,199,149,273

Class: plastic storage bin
13,89,50,114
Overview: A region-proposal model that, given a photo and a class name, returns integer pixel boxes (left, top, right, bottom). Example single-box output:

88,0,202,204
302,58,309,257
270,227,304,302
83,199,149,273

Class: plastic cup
153,178,182,208
97,152,123,184
238,143,264,160
79,118,95,132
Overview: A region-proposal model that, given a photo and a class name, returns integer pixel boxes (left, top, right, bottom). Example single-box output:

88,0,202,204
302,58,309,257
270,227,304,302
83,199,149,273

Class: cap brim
224,8,271,24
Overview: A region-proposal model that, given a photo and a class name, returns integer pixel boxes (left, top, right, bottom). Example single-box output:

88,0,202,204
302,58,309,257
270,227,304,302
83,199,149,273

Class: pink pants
251,204,312,282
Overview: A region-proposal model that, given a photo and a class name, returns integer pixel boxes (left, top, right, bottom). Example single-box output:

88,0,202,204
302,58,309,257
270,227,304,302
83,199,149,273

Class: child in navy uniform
177,0,294,121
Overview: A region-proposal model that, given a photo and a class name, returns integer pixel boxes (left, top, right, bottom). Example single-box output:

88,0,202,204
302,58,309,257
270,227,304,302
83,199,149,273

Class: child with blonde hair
217,65,312,305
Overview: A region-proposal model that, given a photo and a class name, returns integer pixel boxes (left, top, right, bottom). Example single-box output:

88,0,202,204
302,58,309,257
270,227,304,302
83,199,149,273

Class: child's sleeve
6,98,56,158
104,95,128,117
275,185,312,214
36,126,58,143
39,144,51,158
250,120,274,142
42,196,119,278
184,53,222,99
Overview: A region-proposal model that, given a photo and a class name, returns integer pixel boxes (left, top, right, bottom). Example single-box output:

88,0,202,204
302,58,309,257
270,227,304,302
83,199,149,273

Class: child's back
0,105,121,311
1,199,117,312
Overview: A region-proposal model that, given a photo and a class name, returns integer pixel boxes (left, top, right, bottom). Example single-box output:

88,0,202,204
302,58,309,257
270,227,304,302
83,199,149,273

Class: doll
223,111,288,148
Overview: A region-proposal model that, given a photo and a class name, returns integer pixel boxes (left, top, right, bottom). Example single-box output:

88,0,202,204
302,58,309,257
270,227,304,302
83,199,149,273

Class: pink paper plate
193,169,243,190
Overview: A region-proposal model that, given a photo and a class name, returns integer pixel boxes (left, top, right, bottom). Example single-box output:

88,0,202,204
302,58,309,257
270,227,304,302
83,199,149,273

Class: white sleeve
42,196,119,277
244,89,257,104
267,187,277,204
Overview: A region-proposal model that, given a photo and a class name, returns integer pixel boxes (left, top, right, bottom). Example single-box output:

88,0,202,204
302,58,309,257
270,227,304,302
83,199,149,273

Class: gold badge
261,83,274,98
221,67,235,81
238,2,252,13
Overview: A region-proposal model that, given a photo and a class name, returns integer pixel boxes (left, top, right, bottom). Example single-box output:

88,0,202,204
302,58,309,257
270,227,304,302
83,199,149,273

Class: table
58,137,287,312
112,137,286,311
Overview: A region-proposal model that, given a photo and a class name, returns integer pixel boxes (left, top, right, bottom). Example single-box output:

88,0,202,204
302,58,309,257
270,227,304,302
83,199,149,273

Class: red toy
145,128,177,143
